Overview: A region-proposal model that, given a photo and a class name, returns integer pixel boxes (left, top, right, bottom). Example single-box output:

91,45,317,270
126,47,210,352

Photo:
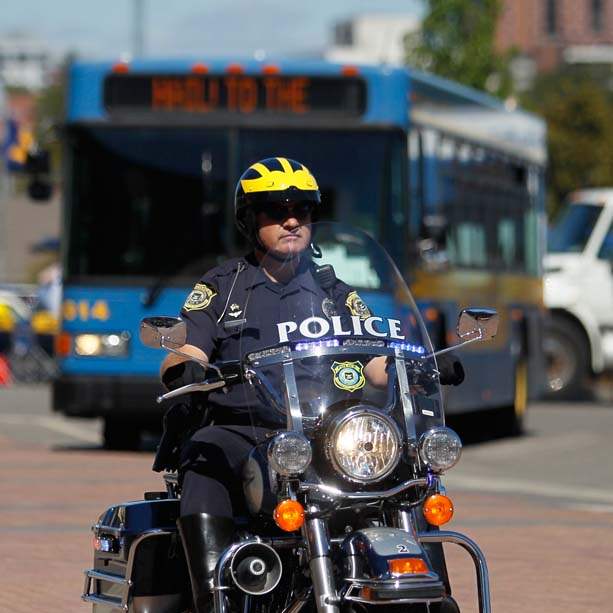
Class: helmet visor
242,188,321,207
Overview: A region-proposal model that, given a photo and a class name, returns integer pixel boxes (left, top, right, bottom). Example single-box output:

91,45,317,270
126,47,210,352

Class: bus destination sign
104,74,367,117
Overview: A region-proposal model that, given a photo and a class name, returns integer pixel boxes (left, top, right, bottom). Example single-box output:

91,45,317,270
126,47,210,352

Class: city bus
52,58,547,448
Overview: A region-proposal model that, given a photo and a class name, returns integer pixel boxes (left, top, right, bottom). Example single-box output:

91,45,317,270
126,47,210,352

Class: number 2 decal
396,544,410,553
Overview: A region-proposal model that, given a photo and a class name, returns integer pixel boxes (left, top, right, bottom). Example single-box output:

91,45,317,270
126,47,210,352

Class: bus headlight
268,432,312,476
74,333,130,357
327,408,401,483
419,427,462,472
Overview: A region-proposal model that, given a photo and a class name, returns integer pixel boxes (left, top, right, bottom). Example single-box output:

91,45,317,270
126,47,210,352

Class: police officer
160,157,464,612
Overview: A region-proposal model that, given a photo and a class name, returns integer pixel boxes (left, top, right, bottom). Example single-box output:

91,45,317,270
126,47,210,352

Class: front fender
340,527,446,604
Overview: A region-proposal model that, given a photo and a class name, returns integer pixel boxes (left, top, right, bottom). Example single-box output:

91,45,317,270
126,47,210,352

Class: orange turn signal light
111,62,129,73
388,557,429,575
423,494,454,526
262,64,281,75
55,332,72,357
424,307,439,322
273,499,305,532
191,62,209,74
341,65,360,77
226,63,245,74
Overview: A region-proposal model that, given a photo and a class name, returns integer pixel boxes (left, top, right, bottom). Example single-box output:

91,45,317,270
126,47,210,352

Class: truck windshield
65,126,402,281
548,203,603,253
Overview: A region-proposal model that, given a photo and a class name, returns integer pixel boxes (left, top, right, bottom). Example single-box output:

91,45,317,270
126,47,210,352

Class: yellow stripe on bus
409,270,543,350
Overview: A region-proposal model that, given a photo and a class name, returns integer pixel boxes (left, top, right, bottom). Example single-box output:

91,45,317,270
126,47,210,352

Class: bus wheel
103,418,141,450
544,318,590,401
495,359,527,437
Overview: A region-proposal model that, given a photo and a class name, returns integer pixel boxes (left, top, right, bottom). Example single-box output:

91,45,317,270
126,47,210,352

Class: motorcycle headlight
327,408,401,483
268,432,312,476
419,427,462,473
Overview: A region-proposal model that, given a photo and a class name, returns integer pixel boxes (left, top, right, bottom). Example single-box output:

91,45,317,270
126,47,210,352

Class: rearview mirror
140,317,186,349
457,308,499,341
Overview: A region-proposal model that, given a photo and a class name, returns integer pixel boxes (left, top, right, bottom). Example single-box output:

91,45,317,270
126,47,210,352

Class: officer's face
256,203,312,257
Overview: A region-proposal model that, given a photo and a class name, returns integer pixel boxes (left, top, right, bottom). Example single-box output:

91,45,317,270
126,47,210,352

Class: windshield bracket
282,358,304,433
394,350,418,451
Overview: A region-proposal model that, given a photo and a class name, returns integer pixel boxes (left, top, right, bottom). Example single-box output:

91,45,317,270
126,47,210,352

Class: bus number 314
62,299,110,322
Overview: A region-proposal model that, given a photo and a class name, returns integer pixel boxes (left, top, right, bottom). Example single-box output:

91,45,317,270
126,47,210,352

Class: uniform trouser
179,425,272,518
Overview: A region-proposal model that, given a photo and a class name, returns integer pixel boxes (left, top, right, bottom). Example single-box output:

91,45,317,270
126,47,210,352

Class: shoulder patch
345,291,371,320
183,283,217,312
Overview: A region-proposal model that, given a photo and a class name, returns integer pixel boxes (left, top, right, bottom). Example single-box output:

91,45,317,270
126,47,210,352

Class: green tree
406,0,514,98
523,70,613,218
34,53,75,183
35,53,75,141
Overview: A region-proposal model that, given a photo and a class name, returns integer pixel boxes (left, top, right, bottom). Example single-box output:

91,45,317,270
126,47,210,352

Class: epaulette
205,256,248,281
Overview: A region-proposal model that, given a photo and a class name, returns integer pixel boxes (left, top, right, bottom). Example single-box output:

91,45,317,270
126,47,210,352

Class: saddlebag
82,493,190,612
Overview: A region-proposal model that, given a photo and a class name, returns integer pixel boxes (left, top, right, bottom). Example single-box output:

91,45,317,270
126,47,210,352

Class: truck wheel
103,418,141,450
544,317,590,401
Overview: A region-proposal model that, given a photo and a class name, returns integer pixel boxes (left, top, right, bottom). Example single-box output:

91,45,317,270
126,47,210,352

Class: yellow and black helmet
235,157,321,241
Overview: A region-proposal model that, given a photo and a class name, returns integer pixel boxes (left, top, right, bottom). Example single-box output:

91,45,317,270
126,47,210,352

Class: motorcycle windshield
236,222,443,439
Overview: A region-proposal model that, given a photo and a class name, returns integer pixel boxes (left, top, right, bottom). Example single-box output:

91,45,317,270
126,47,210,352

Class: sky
1,0,423,60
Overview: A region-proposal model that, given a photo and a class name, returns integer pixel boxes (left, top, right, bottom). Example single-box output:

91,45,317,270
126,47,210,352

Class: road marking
446,474,613,505
0,413,101,444
564,503,613,514
38,416,101,444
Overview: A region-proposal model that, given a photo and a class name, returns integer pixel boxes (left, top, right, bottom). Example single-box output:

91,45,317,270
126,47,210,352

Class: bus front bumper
53,375,164,419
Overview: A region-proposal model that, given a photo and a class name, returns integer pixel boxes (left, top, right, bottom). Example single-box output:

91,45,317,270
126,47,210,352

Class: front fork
302,506,340,613
301,507,437,613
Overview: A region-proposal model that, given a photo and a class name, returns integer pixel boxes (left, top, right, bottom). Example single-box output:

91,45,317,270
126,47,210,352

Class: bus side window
497,218,518,269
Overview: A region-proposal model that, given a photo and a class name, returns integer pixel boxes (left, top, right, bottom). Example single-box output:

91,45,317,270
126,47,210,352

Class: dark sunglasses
258,202,314,222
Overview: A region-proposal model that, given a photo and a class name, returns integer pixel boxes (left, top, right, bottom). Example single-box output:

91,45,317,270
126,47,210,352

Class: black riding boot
177,513,236,613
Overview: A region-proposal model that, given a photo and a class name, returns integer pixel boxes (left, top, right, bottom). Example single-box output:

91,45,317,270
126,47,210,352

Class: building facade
496,0,613,74
325,14,420,66
0,33,50,91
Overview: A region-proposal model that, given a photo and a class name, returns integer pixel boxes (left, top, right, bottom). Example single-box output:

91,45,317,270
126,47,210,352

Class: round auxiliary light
418,427,462,473
327,408,401,483
268,432,312,476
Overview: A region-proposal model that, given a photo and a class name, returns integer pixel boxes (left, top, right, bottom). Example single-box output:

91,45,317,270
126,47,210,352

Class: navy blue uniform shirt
180,253,365,427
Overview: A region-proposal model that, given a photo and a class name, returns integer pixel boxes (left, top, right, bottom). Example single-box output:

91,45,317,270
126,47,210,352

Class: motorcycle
82,222,495,613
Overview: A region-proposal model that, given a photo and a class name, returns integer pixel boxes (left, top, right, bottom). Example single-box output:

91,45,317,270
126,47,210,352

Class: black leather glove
152,401,205,472
436,352,465,386
162,360,207,391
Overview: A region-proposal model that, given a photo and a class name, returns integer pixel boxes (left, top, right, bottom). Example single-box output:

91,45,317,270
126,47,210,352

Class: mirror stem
428,333,483,359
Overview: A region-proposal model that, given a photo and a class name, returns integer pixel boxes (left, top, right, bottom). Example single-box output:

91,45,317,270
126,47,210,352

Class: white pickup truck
544,189,613,399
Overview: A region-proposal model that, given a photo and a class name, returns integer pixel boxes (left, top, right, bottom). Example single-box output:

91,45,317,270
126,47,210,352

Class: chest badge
331,360,365,392
321,297,337,318
345,291,371,320
183,283,217,311
228,303,243,318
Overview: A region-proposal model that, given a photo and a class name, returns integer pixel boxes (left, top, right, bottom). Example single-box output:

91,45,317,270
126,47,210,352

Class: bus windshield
65,126,403,281
548,203,603,254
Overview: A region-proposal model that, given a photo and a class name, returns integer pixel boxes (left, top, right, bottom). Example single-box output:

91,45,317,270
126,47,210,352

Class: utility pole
0,84,8,282
133,0,145,58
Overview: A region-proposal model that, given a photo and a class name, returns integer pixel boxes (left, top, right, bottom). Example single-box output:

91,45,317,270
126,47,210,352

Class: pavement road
0,385,612,612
